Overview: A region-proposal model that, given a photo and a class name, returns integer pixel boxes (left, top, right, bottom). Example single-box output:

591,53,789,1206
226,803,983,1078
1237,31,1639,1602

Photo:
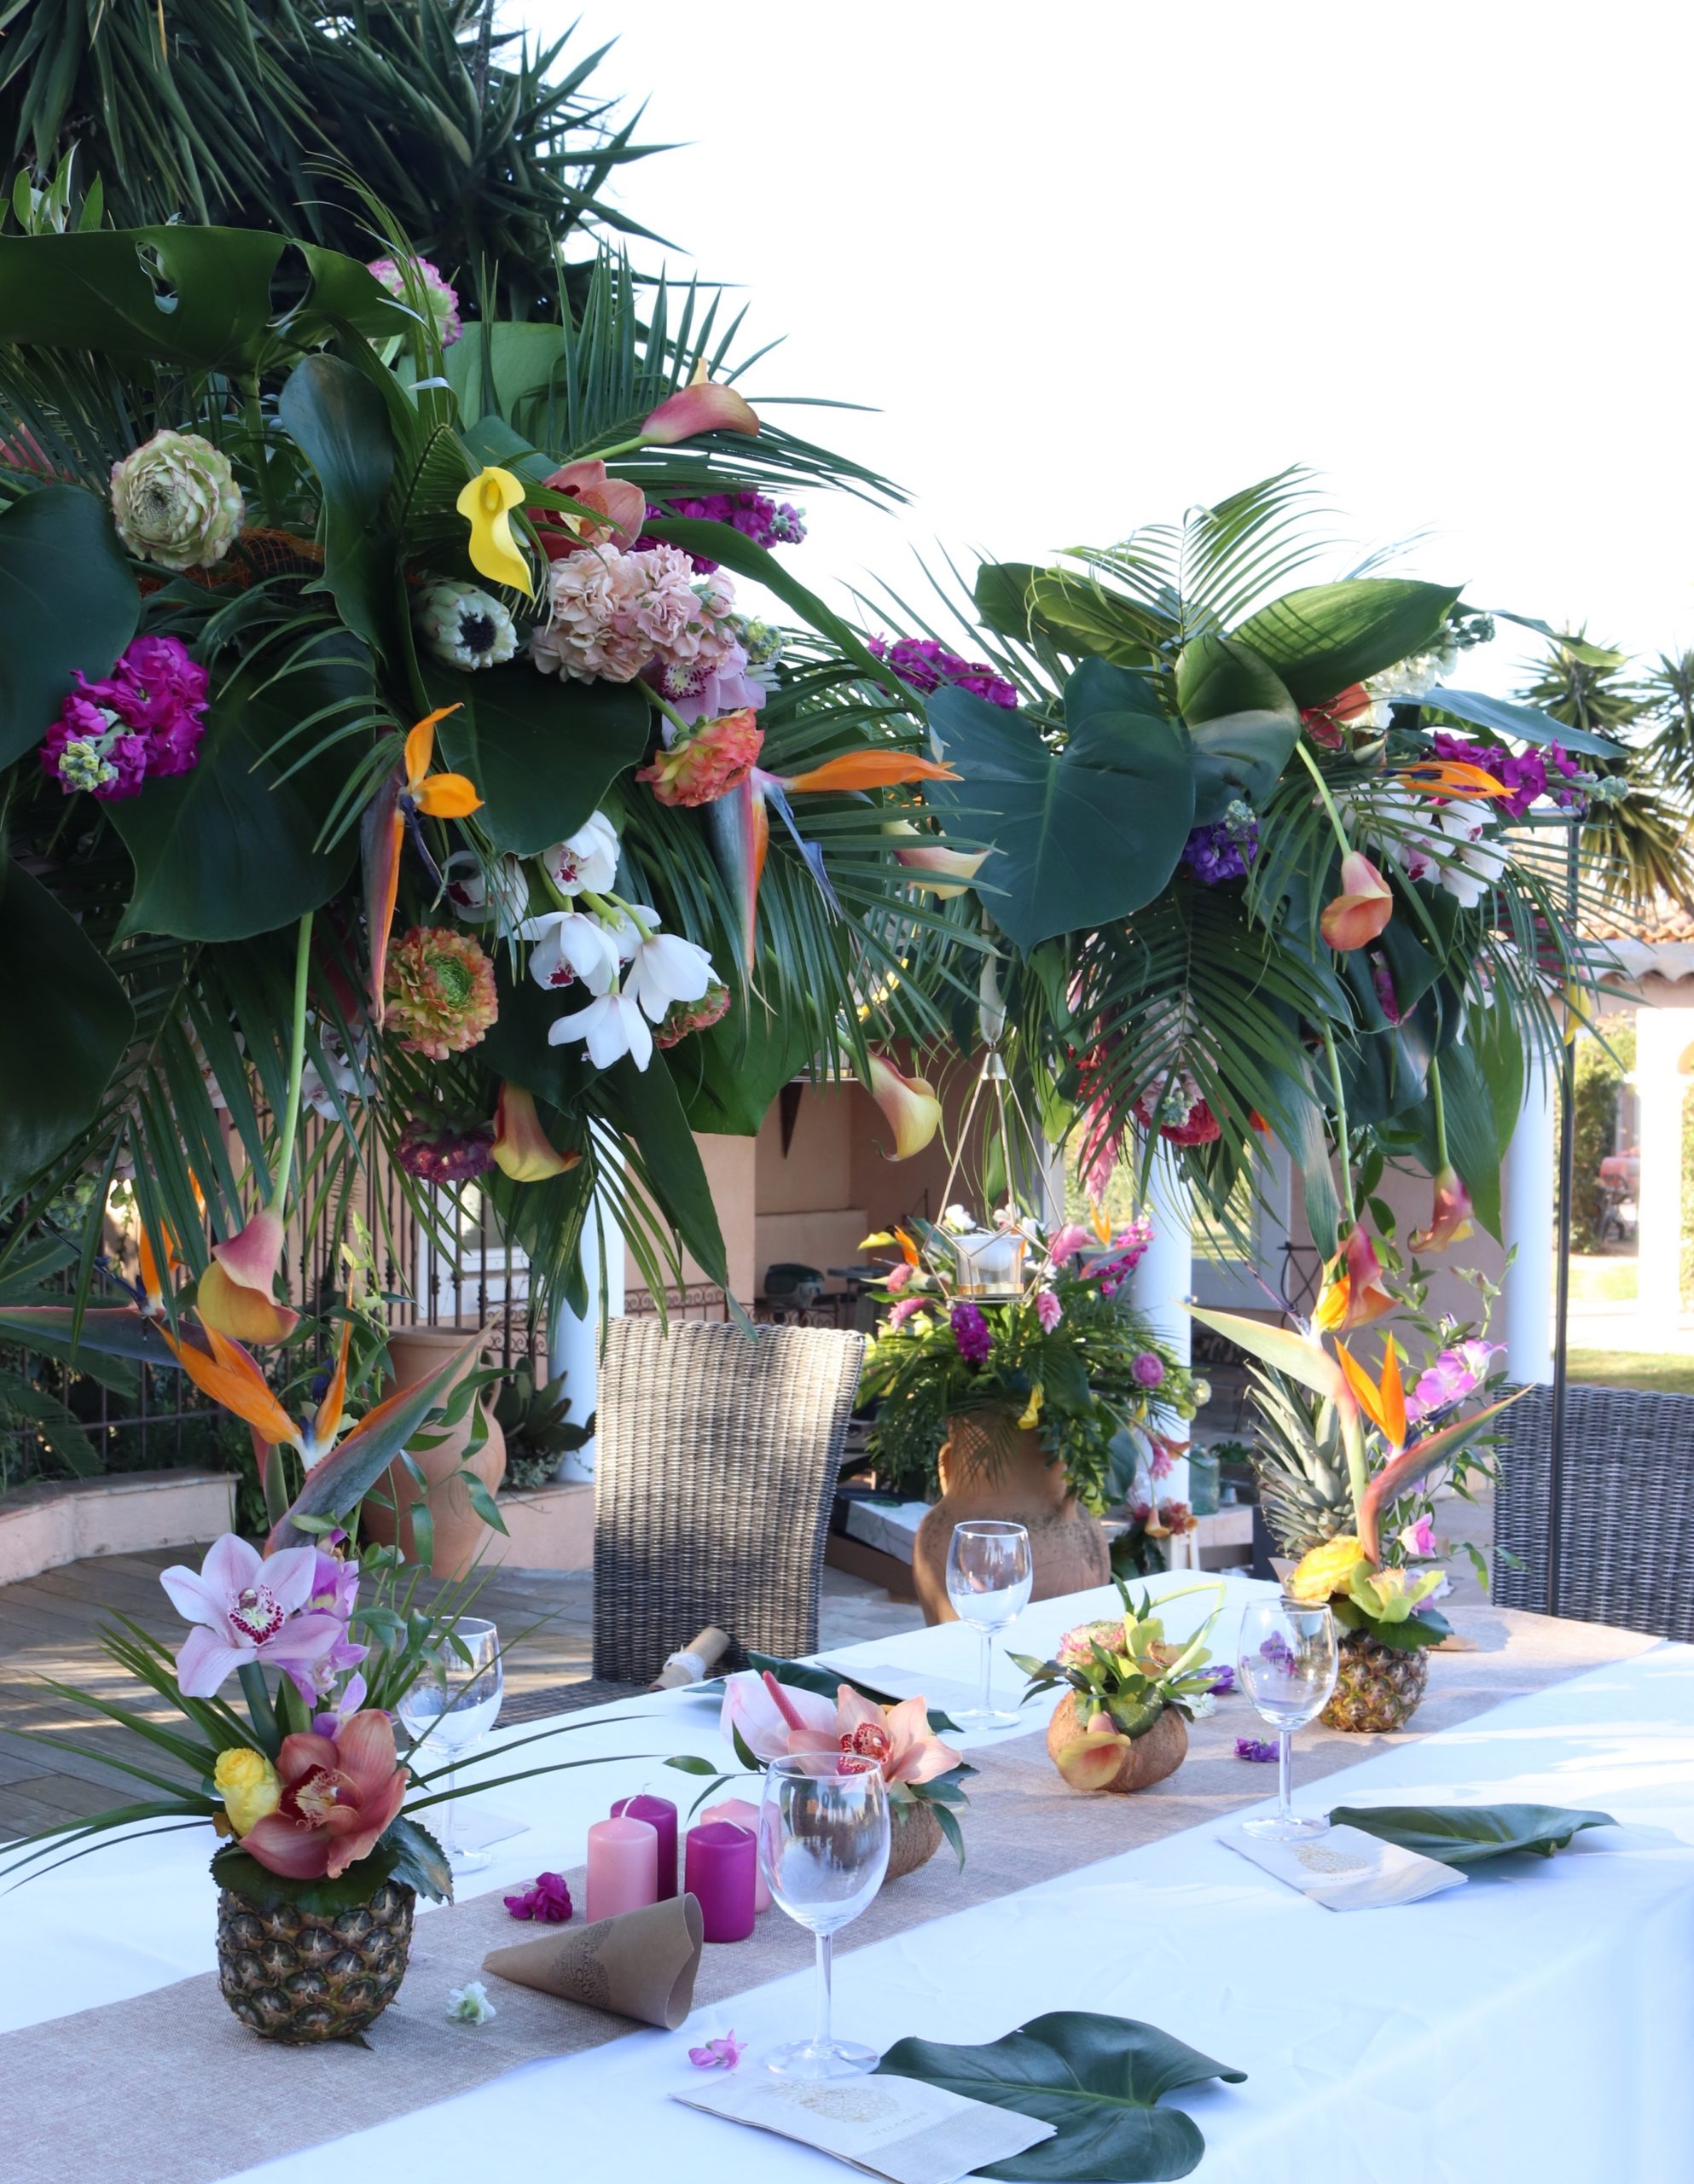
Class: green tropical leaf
1232,579,1461,707
671,996,811,1137
1186,1306,1346,1404
0,861,133,1204
1421,686,1621,758
0,484,138,764
599,1052,728,1288
382,1813,452,1902
973,561,1041,642
927,661,1195,950
276,353,398,658
1327,1803,1615,1866
430,666,649,856
1173,632,1300,823
876,2009,1245,2181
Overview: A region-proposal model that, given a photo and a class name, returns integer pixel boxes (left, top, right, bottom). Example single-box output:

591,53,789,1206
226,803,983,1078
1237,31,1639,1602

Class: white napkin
450,1807,530,1852
1227,1823,1470,1911
815,1660,995,1724
673,2071,1055,2182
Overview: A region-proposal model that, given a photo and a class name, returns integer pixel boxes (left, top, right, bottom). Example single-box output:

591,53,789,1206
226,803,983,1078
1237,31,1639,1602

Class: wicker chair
591,1316,867,1685
1493,1381,1694,1641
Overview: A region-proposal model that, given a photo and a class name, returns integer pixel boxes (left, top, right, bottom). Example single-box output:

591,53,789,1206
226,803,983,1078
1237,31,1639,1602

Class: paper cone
483,1892,704,2029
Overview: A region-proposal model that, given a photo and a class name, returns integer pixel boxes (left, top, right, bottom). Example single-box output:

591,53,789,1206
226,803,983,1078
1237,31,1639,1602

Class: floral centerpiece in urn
1012,1580,1225,1794
858,1206,1200,1622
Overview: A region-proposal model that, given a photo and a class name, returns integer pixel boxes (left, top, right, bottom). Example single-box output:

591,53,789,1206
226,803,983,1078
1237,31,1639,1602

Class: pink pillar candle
684,1820,757,1943
612,1794,679,1900
585,1815,658,1923
701,1797,771,1912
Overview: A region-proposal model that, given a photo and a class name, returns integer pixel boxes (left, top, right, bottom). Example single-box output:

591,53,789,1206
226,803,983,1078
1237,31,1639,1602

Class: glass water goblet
1236,1597,1338,1841
757,1752,891,2080
946,1519,1034,1727
396,1616,503,1873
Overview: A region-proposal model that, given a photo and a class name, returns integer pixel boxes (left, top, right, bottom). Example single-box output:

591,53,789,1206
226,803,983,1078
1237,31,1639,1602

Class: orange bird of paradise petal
1394,759,1507,799
309,1320,353,1452
775,751,960,795
1337,1339,1407,1449
364,708,482,1023
160,1323,300,1450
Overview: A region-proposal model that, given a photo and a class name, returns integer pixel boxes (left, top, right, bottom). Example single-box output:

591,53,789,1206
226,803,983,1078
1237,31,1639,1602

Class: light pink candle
585,1815,658,1922
702,1797,771,1912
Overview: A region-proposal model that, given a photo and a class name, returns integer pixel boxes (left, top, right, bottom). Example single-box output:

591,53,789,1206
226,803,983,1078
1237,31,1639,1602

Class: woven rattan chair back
592,1317,867,1684
1493,1381,1694,1640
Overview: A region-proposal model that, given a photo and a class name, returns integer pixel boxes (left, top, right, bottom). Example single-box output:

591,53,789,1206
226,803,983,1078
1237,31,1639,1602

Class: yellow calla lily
456,467,533,597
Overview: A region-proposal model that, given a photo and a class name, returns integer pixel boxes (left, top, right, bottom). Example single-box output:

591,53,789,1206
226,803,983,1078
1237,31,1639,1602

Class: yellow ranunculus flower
215,1745,281,1837
1287,1534,1366,1605
455,467,534,597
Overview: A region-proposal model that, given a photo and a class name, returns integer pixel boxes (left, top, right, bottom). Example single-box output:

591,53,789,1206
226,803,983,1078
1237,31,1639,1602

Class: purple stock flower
1131,1350,1165,1390
40,633,209,799
642,491,806,572
1235,1737,1279,1762
868,635,1018,709
1181,818,1259,884
1200,1664,1237,1695
504,1871,574,1923
951,1300,993,1362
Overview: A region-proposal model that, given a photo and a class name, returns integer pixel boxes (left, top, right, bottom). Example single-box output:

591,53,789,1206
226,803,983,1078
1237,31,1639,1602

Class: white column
1501,1049,1556,1384
547,1179,626,1484
1128,1147,1192,1366
1633,1003,1692,1353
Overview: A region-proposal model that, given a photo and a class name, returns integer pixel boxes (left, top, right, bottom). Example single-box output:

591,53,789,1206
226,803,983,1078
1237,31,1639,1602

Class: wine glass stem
440,1756,459,1856
978,1625,993,1716
1277,1729,1292,1824
813,1931,833,2055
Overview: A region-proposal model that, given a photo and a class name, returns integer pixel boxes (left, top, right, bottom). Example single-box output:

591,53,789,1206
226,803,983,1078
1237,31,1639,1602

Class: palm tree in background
0,0,664,317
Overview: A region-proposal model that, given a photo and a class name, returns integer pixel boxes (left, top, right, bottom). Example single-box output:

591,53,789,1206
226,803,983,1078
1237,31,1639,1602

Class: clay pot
1046,1693,1188,1793
912,1414,1110,1625
360,1327,507,1579
885,1794,945,1882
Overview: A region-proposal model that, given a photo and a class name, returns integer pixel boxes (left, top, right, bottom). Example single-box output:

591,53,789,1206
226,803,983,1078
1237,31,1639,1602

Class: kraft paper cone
482,1891,705,2029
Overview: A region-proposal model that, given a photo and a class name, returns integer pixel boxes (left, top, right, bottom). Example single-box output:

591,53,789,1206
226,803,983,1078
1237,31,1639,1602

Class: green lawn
1568,1255,1638,1306
1569,1350,1694,1396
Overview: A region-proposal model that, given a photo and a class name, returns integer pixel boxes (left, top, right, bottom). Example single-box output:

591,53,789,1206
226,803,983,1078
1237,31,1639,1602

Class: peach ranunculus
1319,851,1394,951
637,709,765,807
238,1711,409,1880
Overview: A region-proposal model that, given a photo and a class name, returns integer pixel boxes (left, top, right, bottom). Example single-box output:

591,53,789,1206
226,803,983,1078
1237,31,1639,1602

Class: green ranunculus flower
109,428,244,571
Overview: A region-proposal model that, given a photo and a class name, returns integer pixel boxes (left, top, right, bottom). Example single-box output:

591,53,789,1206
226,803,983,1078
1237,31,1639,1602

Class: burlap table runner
1,1606,1652,2184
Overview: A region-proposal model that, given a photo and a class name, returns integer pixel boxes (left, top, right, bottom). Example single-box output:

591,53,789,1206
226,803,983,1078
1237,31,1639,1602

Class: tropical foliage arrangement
856,1206,1202,1508
876,473,1618,1279
1012,1580,1224,1790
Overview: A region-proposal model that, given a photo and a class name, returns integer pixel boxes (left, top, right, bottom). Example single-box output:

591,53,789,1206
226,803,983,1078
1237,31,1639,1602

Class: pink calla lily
1053,1711,1134,1792
641,377,760,445
198,1205,299,1345
1410,1163,1475,1252
1320,851,1394,951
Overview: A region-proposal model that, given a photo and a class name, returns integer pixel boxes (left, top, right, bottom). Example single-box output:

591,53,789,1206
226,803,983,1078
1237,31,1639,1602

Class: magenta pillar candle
612,1793,679,1900
584,1815,658,1923
701,1797,771,1912
684,1820,757,1943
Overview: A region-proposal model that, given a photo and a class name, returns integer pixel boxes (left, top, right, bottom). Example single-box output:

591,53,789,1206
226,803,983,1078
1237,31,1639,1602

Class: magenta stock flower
505,1871,573,1923
41,633,209,800
160,1534,345,1698
868,635,1018,708
1132,1350,1166,1390
951,1300,992,1362
689,2030,745,2070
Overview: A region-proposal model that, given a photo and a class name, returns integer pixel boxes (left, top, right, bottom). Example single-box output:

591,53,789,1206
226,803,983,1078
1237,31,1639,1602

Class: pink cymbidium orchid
720,1670,962,1788
160,1533,345,1698
237,1710,409,1881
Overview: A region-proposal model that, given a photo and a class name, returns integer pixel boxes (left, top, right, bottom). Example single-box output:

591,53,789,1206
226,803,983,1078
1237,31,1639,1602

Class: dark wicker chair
1493,1381,1694,1641
591,1316,867,1684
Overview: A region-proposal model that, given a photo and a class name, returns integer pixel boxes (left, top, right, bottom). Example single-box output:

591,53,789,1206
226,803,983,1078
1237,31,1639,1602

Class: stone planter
1045,1693,1188,1793
912,1414,1109,1625
360,1327,506,1580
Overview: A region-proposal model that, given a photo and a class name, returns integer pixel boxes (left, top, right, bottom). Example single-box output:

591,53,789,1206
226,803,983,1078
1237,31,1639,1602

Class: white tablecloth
6,1567,1694,2184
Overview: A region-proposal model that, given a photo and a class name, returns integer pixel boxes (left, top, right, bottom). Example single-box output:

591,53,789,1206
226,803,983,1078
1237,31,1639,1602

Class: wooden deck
0,1548,920,1844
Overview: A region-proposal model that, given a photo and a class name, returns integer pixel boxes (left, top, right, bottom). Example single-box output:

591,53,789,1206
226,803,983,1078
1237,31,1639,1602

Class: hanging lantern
949,1225,1027,1298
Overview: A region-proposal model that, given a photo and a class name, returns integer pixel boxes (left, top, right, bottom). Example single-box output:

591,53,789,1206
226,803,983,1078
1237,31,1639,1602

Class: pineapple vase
216,1877,416,2042
1321,1629,1430,1734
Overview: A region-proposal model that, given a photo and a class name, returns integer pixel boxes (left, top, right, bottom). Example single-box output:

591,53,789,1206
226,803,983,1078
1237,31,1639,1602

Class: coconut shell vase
1046,1693,1189,1794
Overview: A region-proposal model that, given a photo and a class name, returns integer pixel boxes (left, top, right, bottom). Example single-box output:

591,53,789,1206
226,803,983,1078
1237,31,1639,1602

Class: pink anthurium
721,1669,838,1760
862,1050,943,1161
1320,851,1394,951
641,375,760,445
238,1711,409,1880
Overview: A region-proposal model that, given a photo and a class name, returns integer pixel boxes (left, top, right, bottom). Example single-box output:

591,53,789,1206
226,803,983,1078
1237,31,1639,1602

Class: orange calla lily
1409,1163,1475,1252
1320,851,1394,951
1053,1711,1134,1792
1312,1223,1396,1334
492,1083,580,1182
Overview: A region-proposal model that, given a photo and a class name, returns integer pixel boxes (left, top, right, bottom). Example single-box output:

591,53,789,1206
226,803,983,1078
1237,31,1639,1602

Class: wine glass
945,1519,1033,1728
757,1752,890,2079
1236,1597,1338,1841
396,1617,503,1873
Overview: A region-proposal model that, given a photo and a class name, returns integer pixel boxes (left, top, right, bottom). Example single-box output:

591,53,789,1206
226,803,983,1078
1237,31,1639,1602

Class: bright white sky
528,0,1693,699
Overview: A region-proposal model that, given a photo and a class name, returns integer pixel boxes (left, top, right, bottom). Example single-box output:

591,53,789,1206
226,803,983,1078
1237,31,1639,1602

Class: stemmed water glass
757,1752,891,2080
946,1519,1033,1728
396,1617,503,1873
1236,1597,1338,1841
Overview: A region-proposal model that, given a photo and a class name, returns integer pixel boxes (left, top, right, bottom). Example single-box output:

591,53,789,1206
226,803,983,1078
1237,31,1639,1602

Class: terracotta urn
360,1326,507,1579
912,1414,1110,1625
885,1794,945,1881
1046,1693,1188,1793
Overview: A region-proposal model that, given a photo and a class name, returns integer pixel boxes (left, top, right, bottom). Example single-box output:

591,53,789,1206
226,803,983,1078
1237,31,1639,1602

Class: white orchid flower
620,917,716,1023
519,910,618,996
548,987,655,1071
444,849,528,936
543,810,620,896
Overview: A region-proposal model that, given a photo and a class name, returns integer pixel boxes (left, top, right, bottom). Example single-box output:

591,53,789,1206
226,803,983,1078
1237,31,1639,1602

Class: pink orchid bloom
537,459,647,555
160,1533,345,1698
834,1685,962,1786
720,1670,961,1788
1399,1514,1439,1558
641,378,759,445
239,1711,409,1880
688,2030,745,2070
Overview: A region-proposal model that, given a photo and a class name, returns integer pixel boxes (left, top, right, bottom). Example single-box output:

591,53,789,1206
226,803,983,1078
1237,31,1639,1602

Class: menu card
674,2070,1056,2182
1227,1822,1470,1911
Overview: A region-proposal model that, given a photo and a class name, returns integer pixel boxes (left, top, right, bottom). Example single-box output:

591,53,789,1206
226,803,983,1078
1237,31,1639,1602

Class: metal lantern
949,1225,1028,1299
